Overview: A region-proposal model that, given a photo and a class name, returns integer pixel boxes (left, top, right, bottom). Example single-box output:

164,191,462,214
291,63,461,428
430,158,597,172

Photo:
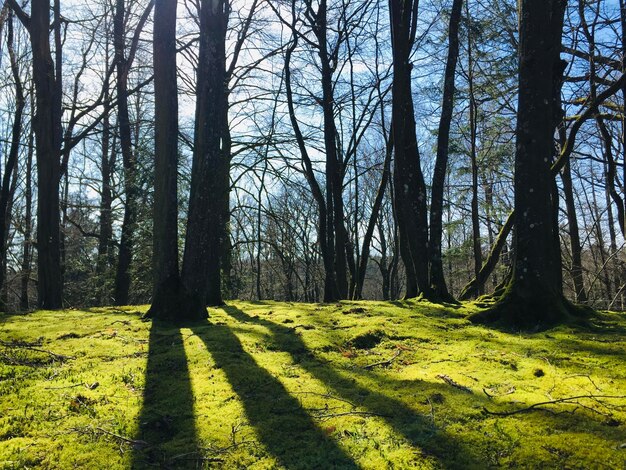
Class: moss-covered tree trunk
470,0,579,329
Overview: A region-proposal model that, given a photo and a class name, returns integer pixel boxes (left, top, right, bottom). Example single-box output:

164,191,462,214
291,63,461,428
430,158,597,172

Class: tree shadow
220,305,482,468
131,321,201,469
190,322,358,469
0,310,34,323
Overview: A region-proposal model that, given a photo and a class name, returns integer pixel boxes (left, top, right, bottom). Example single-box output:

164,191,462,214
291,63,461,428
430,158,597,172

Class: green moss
1,302,625,468
346,329,386,349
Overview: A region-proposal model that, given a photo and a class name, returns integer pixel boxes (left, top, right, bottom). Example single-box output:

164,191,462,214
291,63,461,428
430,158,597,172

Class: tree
181,0,229,308
147,0,206,321
0,12,25,310
469,0,581,328
389,0,431,299
8,0,64,309
428,0,464,303
113,0,154,305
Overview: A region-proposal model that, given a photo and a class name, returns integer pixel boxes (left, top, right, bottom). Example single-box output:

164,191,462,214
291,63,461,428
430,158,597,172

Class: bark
377,214,391,300
147,0,206,321
218,108,233,298
558,48,586,302
312,0,348,299
0,13,25,309
467,13,483,295
353,130,393,299
97,32,114,289
22,0,64,309
20,105,34,310
590,173,612,302
428,0,463,303
619,0,626,237
324,64,348,298
605,172,619,302
389,0,431,299
469,0,579,328
181,0,228,307
283,6,338,302
561,159,587,302
113,0,135,305
97,95,114,281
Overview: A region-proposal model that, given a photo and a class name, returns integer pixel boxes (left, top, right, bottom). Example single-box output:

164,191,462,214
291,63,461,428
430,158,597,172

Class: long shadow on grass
190,322,358,469
221,305,481,468
132,321,200,469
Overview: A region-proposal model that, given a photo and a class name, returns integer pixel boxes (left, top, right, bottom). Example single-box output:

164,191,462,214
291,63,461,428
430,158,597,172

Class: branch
363,349,401,370
5,0,29,29
65,216,100,239
483,395,626,417
552,73,626,176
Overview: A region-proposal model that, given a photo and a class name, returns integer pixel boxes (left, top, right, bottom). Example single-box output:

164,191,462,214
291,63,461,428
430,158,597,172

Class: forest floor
0,300,625,469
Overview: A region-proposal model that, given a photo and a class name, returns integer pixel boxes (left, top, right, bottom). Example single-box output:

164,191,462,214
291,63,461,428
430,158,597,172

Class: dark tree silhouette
469,0,583,328
428,0,464,303
8,0,64,309
181,0,229,308
113,0,154,305
389,0,431,299
147,0,206,321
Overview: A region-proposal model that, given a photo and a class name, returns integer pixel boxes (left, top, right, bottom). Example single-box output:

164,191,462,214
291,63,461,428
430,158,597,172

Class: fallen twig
0,339,73,361
436,374,472,393
45,382,99,391
65,425,148,448
95,427,148,447
170,452,224,463
483,386,516,399
293,391,358,408
45,383,84,390
363,350,401,370
311,410,390,420
483,394,626,416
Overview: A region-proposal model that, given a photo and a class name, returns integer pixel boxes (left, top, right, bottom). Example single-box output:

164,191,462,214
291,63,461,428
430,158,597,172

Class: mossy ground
1,300,625,469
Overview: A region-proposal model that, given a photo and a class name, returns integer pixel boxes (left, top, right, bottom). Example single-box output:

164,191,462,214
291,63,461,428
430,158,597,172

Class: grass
1,300,625,469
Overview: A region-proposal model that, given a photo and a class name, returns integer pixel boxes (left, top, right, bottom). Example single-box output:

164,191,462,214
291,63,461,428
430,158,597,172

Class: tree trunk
315,0,347,299
353,130,392,299
30,0,63,309
467,12,483,296
0,13,24,309
469,0,579,328
428,0,463,303
20,100,34,311
283,8,338,302
181,0,228,308
97,37,113,295
146,0,206,321
618,0,626,236
113,0,137,306
389,0,431,299
561,159,587,302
